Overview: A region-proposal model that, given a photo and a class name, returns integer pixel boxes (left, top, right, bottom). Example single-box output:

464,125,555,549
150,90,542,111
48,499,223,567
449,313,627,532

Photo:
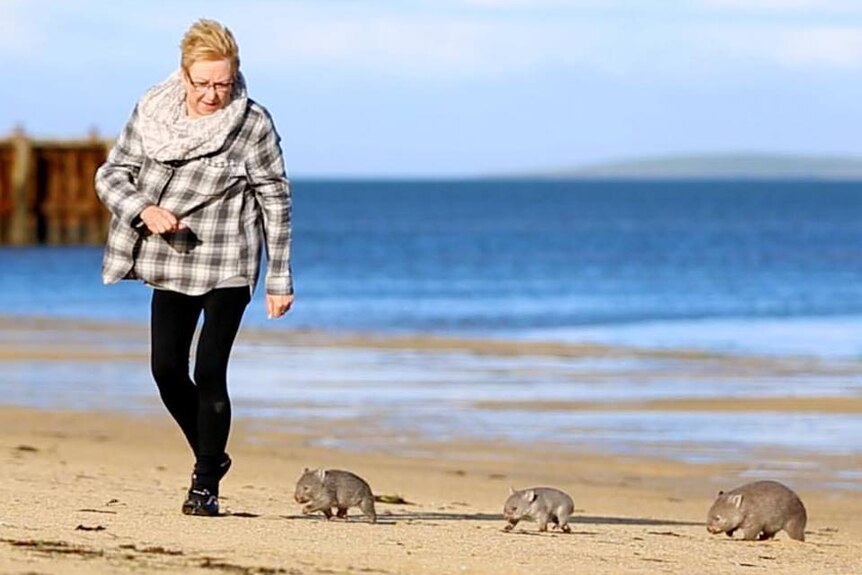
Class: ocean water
3,179,862,476
2,178,862,357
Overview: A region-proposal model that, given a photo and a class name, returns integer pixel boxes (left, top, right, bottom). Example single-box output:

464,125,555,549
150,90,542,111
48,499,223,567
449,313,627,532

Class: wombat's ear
316,468,327,481
509,487,516,495
525,490,537,502
303,468,310,473
730,494,743,508
716,490,724,498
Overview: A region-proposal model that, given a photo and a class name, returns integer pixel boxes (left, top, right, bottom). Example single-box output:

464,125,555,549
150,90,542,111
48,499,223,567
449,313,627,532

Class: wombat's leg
303,503,333,520
536,514,550,532
758,531,776,541
321,508,334,520
359,499,377,524
559,516,571,534
784,518,806,542
740,524,762,541
549,514,560,530
336,507,349,519
503,519,518,532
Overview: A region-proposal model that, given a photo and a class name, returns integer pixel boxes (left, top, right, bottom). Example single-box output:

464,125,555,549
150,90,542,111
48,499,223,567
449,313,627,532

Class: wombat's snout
706,524,722,534
295,494,309,504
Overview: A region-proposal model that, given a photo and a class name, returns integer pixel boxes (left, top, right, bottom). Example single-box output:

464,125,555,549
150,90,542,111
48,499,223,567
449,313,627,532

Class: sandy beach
1,318,861,574
1,406,861,575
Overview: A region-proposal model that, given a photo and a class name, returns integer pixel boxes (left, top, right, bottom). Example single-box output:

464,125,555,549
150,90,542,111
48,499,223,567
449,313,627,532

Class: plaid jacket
95,101,293,296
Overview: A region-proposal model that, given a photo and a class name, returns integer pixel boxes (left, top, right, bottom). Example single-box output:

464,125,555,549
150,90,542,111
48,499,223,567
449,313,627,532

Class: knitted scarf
136,69,248,162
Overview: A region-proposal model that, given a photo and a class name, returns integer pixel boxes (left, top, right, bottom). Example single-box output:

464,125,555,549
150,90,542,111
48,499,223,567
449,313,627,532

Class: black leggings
150,287,250,469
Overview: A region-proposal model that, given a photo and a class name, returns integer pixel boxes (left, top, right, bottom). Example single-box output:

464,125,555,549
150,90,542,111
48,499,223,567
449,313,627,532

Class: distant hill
546,153,862,180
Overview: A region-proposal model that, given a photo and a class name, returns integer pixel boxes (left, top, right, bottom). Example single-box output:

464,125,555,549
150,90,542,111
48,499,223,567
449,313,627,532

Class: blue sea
2,178,862,356
2,179,862,479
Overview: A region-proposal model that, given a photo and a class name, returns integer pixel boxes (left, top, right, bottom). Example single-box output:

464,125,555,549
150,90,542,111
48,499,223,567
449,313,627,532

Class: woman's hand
266,293,294,319
140,206,186,234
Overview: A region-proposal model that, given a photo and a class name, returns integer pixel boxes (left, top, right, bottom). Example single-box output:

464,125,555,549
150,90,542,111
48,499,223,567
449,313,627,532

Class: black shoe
191,454,232,490
182,487,220,516
215,455,232,480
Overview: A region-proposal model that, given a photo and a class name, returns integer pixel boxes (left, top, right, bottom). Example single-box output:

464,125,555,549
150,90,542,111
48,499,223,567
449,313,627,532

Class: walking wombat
706,480,807,541
503,486,574,533
294,468,377,523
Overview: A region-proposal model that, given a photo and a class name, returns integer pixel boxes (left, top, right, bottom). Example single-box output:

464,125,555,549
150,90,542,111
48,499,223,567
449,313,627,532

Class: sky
3,0,862,177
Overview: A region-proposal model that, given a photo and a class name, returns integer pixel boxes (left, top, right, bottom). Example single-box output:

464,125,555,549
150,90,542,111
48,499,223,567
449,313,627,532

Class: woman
95,19,293,516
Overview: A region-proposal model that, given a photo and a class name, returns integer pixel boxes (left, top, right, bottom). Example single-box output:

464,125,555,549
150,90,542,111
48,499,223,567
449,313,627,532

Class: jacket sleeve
246,111,293,296
95,106,154,226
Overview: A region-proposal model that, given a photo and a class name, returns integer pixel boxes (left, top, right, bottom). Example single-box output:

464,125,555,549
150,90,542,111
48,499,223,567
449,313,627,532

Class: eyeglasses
188,79,234,94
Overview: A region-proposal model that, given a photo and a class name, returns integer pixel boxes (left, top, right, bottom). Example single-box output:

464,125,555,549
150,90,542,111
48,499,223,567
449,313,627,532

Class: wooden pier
0,129,111,245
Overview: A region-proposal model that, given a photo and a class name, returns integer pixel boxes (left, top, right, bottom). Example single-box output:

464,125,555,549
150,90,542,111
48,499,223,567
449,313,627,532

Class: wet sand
1,317,861,573
474,396,862,414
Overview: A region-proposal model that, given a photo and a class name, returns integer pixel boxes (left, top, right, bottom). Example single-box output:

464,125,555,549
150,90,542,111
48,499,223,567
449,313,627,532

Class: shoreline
3,311,862,361
2,314,861,489
1,404,861,574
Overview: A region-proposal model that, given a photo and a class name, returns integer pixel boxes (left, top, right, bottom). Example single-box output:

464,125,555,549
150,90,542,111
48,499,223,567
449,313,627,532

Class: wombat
294,468,377,523
706,480,807,541
503,487,574,533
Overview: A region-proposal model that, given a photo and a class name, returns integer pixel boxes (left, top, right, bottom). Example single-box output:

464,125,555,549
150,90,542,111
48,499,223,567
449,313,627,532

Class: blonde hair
180,19,240,75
